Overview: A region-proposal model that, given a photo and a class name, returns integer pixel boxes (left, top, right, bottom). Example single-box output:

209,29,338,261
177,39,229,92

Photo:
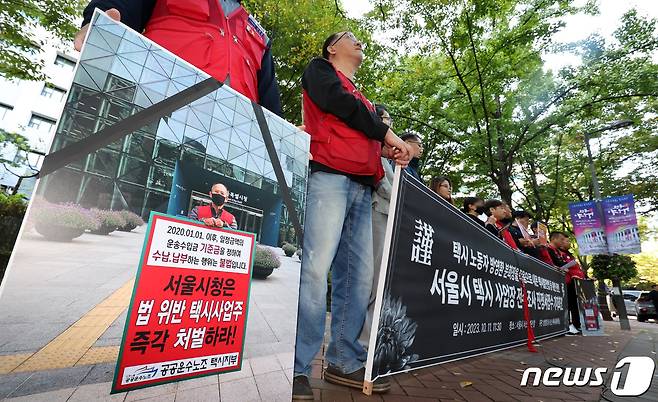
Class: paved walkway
0,227,301,401
306,319,658,402
2,318,656,401
2,228,658,401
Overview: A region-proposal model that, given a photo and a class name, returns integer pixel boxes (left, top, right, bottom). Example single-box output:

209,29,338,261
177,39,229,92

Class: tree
243,0,387,123
366,0,658,216
0,0,85,81
0,129,31,168
591,254,638,284
629,245,658,289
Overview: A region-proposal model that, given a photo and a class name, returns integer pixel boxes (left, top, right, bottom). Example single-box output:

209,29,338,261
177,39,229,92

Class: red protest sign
111,212,255,393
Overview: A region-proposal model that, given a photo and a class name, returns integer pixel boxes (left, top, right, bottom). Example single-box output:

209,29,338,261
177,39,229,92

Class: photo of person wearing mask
188,183,238,229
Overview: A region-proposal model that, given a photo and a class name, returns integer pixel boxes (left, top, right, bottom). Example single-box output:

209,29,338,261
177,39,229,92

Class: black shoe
292,375,314,400
324,365,391,393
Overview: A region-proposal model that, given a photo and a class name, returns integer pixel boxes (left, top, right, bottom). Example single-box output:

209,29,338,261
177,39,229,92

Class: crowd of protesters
291,27,584,398
73,3,586,397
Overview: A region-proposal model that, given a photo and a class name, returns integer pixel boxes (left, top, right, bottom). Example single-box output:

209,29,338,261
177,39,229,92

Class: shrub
282,243,297,257
93,209,127,227
91,209,126,234
118,210,145,231
0,193,27,217
254,245,281,269
31,201,100,231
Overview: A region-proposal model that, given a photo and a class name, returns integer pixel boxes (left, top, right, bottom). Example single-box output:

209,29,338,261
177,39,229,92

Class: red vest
303,65,384,182
537,247,556,267
548,245,585,284
496,221,519,250
143,0,267,102
195,205,235,227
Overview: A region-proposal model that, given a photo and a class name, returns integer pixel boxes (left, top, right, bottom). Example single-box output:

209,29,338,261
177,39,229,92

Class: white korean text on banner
365,169,568,384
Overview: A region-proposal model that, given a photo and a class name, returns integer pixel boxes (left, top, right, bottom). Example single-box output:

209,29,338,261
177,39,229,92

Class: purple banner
602,194,642,255
568,201,608,256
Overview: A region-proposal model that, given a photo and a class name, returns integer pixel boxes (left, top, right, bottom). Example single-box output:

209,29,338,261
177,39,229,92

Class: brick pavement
308,321,657,402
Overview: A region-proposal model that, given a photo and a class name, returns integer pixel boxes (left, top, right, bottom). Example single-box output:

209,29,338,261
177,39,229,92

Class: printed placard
568,200,608,255
602,194,642,255
112,212,255,393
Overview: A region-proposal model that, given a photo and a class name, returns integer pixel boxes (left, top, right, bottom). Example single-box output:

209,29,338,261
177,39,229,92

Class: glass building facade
38,12,310,246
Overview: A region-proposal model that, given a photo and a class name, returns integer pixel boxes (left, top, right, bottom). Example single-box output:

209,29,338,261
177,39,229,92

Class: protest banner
568,201,608,255
602,195,642,255
0,11,308,400
111,212,254,392
573,278,605,336
364,169,567,392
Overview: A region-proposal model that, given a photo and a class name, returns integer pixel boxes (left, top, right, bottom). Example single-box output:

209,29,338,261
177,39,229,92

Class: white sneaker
566,324,580,335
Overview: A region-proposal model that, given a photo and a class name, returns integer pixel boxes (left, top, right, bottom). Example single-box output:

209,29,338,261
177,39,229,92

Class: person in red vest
188,183,237,229
484,199,519,250
547,231,585,335
75,0,281,115
292,31,411,399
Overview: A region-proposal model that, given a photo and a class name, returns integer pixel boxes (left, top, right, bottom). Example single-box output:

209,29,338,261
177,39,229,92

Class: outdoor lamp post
583,119,633,330
583,120,633,200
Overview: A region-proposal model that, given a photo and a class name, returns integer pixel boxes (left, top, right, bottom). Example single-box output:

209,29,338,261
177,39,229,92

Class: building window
0,103,12,120
54,55,76,71
41,83,67,102
28,114,57,134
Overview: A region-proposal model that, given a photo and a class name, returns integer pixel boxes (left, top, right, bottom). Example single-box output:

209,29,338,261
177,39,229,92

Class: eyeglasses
440,183,451,189
330,32,366,49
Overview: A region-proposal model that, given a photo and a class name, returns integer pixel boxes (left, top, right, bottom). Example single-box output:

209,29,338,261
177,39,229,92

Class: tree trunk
495,174,514,205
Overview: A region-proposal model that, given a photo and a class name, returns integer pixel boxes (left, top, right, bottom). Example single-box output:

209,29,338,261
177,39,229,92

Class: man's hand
383,129,411,168
519,238,533,247
213,218,225,228
202,218,215,227
295,125,313,160
74,8,121,51
485,215,497,226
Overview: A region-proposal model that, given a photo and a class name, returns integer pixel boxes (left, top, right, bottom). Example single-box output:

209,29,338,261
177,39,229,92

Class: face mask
211,193,226,206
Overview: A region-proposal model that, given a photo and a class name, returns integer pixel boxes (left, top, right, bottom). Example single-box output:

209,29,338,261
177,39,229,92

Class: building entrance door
189,191,263,241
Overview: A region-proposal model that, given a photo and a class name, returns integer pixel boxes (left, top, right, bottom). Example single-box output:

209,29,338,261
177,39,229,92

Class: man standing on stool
76,0,281,115
292,31,411,399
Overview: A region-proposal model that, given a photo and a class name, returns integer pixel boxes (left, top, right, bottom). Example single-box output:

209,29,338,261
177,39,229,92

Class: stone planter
117,223,137,232
253,265,275,279
35,223,85,242
90,224,118,235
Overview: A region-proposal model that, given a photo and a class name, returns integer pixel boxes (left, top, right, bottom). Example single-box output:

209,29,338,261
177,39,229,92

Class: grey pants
358,208,388,348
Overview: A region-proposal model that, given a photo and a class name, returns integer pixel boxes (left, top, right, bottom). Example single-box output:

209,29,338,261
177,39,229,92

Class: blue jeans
294,171,374,377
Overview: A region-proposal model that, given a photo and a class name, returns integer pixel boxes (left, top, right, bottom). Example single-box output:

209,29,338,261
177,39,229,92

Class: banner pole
362,165,403,395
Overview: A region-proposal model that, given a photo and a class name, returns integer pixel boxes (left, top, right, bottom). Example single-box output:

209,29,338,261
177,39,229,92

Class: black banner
366,170,568,381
